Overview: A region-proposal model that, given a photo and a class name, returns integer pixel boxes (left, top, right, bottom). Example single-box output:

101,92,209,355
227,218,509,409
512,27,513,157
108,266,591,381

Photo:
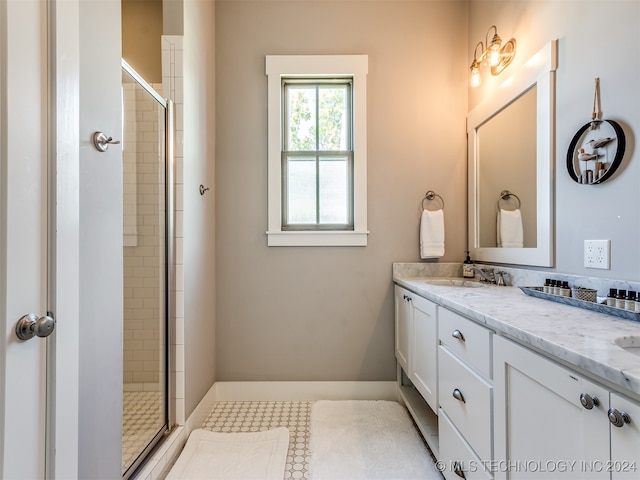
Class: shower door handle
15,313,56,341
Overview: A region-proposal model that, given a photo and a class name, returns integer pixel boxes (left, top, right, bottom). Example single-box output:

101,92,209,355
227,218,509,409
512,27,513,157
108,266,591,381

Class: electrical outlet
584,240,610,269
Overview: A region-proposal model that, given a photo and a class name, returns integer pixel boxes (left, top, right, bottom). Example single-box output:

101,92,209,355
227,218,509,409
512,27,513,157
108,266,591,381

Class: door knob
15,313,56,341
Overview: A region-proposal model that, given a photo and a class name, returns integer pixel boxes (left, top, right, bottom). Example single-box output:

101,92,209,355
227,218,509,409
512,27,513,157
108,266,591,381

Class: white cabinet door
394,286,411,372
610,392,640,479
493,335,609,480
410,295,438,411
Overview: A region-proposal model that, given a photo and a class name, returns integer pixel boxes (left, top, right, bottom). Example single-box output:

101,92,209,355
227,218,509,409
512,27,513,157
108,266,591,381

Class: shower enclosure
121,60,174,478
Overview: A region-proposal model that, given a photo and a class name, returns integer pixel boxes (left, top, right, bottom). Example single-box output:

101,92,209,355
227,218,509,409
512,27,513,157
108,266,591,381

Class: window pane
318,86,348,151
286,157,316,224
286,86,316,151
319,157,349,224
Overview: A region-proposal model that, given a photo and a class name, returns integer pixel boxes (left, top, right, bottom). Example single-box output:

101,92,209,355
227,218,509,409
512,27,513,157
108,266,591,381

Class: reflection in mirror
468,40,557,267
478,86,537,248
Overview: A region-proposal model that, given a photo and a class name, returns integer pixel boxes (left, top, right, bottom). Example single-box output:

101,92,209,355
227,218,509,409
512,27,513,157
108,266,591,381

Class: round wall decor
566,119,625,185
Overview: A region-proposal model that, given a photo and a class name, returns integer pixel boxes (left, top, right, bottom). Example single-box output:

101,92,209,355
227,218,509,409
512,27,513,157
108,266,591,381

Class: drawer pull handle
452,388,466,403
453,461,466,478
579,393,600,410
452,329,465,342
608,408,631,427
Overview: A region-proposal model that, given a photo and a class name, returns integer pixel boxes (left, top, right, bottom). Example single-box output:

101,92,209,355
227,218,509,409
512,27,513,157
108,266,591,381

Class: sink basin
418,278,485,288
614,336,640,356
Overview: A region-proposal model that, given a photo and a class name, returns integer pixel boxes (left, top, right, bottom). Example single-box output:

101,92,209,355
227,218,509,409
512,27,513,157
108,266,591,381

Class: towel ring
497,190,521,211
422,191,445,211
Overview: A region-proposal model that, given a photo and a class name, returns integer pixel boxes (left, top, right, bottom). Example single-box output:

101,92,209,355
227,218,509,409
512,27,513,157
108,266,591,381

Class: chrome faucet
468,266,495,283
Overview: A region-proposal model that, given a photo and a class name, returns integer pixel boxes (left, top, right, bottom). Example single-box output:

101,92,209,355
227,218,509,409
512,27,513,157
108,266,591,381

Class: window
266,55,368,246
283,79,353,230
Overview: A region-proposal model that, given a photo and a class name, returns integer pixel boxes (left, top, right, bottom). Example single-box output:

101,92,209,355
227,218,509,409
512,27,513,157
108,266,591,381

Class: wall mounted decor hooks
199,184,210,195
590,77,602,130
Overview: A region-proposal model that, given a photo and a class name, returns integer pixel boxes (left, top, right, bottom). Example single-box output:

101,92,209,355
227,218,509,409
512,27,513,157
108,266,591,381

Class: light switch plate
584,240,610,269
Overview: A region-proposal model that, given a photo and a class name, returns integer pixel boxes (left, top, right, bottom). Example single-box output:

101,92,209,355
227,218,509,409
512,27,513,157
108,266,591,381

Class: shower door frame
121,59,175,479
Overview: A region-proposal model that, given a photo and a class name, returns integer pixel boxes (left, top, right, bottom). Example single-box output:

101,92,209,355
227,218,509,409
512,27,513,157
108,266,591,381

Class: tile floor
201,401,312,479
122,391,164,474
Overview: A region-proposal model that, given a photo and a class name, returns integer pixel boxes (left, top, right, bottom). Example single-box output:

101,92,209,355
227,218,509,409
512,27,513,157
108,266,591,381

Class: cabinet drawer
439,307,491,379
439,409,493,480
439,346,492,462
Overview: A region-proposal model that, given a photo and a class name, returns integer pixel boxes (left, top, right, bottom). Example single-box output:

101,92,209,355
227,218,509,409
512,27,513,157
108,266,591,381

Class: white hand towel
420,209,445,258
497,208,523,248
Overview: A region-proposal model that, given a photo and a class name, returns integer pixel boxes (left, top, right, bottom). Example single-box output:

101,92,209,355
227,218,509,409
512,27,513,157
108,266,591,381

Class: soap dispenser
462,251,474,278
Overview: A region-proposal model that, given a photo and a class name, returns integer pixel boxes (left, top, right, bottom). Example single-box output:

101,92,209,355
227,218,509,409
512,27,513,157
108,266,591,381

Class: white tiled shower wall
123,81,165,389
162,35,186,426
134,37,187,480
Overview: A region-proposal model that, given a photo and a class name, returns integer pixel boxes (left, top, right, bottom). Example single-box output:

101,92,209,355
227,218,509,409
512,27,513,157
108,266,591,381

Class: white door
0,0,121,477
1,0,50,478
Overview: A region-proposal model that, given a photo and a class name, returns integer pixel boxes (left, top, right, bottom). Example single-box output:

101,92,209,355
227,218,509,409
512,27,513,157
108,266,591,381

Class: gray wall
122,0,163,83
184,0,217,417
469,0,640,281
215,0,468,381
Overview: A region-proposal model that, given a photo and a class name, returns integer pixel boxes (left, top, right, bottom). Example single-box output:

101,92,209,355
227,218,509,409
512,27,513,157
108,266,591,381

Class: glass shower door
121,61,172,478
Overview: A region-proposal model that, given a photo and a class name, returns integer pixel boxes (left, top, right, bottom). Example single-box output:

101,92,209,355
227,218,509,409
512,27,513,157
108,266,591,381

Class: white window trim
265,55,368,247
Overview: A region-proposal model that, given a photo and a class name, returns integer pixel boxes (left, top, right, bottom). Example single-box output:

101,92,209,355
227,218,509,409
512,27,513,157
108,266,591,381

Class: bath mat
310,400,440,480
165,427,289,480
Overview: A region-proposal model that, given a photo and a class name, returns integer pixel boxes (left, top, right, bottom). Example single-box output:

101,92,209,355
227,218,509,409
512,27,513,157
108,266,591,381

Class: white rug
310,400,440,480
165,427,289,480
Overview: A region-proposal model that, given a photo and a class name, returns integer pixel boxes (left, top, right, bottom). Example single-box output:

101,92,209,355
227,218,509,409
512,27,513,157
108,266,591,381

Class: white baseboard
211,380,399,402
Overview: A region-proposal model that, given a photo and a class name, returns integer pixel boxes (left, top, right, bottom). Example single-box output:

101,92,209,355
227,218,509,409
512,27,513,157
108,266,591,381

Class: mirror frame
468,39,558,267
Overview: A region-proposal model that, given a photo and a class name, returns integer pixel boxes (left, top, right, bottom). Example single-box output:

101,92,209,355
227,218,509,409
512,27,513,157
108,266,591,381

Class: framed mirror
468,39,557,267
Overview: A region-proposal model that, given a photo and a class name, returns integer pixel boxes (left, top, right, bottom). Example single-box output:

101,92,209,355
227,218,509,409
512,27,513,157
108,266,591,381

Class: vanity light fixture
469,25,516,87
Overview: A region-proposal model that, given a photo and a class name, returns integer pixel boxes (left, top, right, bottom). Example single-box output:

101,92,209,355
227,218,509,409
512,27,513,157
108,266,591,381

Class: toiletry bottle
552,280,560,295
462,251,474,278
606,288,617,307
562,281,571,297
626,291,637,311
616,289,627,309
543,279,551,294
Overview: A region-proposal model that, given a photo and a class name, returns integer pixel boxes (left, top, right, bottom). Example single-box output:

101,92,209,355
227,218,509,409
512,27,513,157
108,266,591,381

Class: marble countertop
394,274,640,399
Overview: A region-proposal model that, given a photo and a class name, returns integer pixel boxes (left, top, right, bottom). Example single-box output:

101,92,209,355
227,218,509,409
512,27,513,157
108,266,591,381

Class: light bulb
470,63,481,87
488,44,501,67
486,29,503,67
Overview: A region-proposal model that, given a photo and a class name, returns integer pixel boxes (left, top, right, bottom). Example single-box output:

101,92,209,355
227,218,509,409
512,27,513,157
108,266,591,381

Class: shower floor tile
122,390,164,474
201,401,312,479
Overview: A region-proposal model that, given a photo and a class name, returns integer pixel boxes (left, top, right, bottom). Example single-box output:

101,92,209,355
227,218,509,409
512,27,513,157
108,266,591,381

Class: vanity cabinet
394,278,640,480
493,335,640,480
394,285,438,412
438,308,494,479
